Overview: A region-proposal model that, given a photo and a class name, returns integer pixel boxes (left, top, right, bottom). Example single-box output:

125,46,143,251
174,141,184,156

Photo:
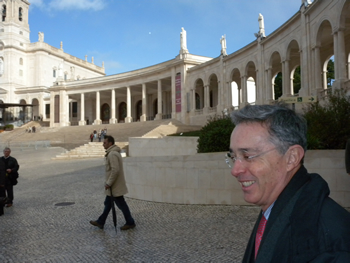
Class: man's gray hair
231,104,307,154
3,147,11,152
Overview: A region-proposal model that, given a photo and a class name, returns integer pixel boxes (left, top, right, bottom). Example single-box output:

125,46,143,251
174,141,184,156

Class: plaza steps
0,119,202,159
52,142,129,160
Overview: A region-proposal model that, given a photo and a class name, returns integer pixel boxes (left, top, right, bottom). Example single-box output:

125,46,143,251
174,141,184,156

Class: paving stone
0,147,261,262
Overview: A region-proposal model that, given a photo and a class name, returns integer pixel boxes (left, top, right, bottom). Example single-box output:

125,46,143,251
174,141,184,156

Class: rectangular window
53,70,56,78
45,104,50,119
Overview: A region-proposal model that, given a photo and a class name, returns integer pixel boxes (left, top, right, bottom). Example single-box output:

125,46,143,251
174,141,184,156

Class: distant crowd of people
90,128,107,142
25,126,36,133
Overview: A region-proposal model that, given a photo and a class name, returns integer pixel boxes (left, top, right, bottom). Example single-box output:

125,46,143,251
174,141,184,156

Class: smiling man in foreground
228,104,350,262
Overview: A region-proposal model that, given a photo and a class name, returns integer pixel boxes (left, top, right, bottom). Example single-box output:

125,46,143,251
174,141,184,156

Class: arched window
64,72,68,81
19,7,23,21
2,5,6,22
19,58,23,65
53,68,57,78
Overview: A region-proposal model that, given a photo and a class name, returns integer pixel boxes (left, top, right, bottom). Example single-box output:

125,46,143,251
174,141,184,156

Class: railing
5,140,51,150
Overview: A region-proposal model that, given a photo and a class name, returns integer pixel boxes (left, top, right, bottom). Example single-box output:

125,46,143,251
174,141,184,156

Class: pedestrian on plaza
346,139,350,175
32,126,36,133
228,104,350,262
1,147,19,208
90,133,94,142
0,155,6,216
90,135,135,231
98,130,102,142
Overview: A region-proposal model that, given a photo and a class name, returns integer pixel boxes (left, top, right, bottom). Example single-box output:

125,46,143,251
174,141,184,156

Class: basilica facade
0,0,349,127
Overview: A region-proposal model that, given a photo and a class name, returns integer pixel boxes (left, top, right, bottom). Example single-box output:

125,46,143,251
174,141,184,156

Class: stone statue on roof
220,35,227,56
38,32,44,42
180,27,189,53
258,13,266,38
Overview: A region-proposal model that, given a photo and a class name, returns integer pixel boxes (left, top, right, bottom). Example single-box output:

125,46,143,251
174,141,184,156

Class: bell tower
0,0,30,102
0,0,30,45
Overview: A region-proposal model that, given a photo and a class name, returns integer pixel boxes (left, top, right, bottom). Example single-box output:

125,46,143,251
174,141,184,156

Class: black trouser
5,183,13,204
0,186,5,215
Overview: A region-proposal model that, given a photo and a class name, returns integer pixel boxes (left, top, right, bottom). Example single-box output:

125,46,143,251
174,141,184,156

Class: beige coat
104,145,128,197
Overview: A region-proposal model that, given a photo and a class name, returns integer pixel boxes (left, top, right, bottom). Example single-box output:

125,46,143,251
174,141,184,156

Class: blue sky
28,0,302,76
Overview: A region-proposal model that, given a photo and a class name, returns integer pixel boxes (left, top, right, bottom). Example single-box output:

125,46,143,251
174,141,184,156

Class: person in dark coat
2,147,19,207
346,139,350,175
228,104,350,262
0,156,6,216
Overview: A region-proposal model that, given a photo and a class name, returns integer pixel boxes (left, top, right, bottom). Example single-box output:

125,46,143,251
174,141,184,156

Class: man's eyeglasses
225,147,277,168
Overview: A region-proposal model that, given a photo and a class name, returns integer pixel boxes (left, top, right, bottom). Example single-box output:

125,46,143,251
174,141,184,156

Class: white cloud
29,0,45,8
49,0,105,11
30,0,105,12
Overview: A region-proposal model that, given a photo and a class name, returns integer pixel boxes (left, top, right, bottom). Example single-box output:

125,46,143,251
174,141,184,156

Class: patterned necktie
255,215,267,259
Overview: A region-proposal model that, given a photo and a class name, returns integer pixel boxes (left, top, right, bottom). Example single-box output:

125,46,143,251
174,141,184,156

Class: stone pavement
0,147,260,263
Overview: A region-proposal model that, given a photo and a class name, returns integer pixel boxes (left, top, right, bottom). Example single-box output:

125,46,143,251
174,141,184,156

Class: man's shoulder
321,198,350,223
8,156,18,162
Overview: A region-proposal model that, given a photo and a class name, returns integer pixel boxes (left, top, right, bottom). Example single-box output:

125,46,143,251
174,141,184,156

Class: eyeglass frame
225,147,278,168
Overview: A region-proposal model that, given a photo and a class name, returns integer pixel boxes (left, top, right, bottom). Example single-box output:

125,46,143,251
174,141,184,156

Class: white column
156,80,163,120
266,68,273,102
192,89,196,111
94,91,101,125
227,82,232,108
241,75,248,107
59,90,69,127
49,92,55,127
333,31,339,83
79,93,86,126
125,86,132,123
283,60,291,96
205,85,210,108
141,83,147,122
217,80,221,107
110,89,116,124
337,29,346,82
314,46,322,90
171,68,176,118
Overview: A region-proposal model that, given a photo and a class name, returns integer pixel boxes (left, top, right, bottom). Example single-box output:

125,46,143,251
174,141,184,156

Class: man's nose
230,158,245,177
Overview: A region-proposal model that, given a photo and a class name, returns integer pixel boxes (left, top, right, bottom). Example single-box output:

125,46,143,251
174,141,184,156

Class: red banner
175,74,181,112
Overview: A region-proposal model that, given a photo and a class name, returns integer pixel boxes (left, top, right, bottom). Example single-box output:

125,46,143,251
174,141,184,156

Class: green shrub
303,88,350,149
5,124,14,130
197,113,235,153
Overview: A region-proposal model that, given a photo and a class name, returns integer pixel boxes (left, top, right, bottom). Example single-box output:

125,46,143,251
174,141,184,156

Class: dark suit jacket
2,156,19,185
346,139,350,173
242,166,350,263
0,157,5,186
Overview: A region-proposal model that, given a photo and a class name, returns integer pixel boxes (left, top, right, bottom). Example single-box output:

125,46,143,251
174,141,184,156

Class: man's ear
286,145,305,171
